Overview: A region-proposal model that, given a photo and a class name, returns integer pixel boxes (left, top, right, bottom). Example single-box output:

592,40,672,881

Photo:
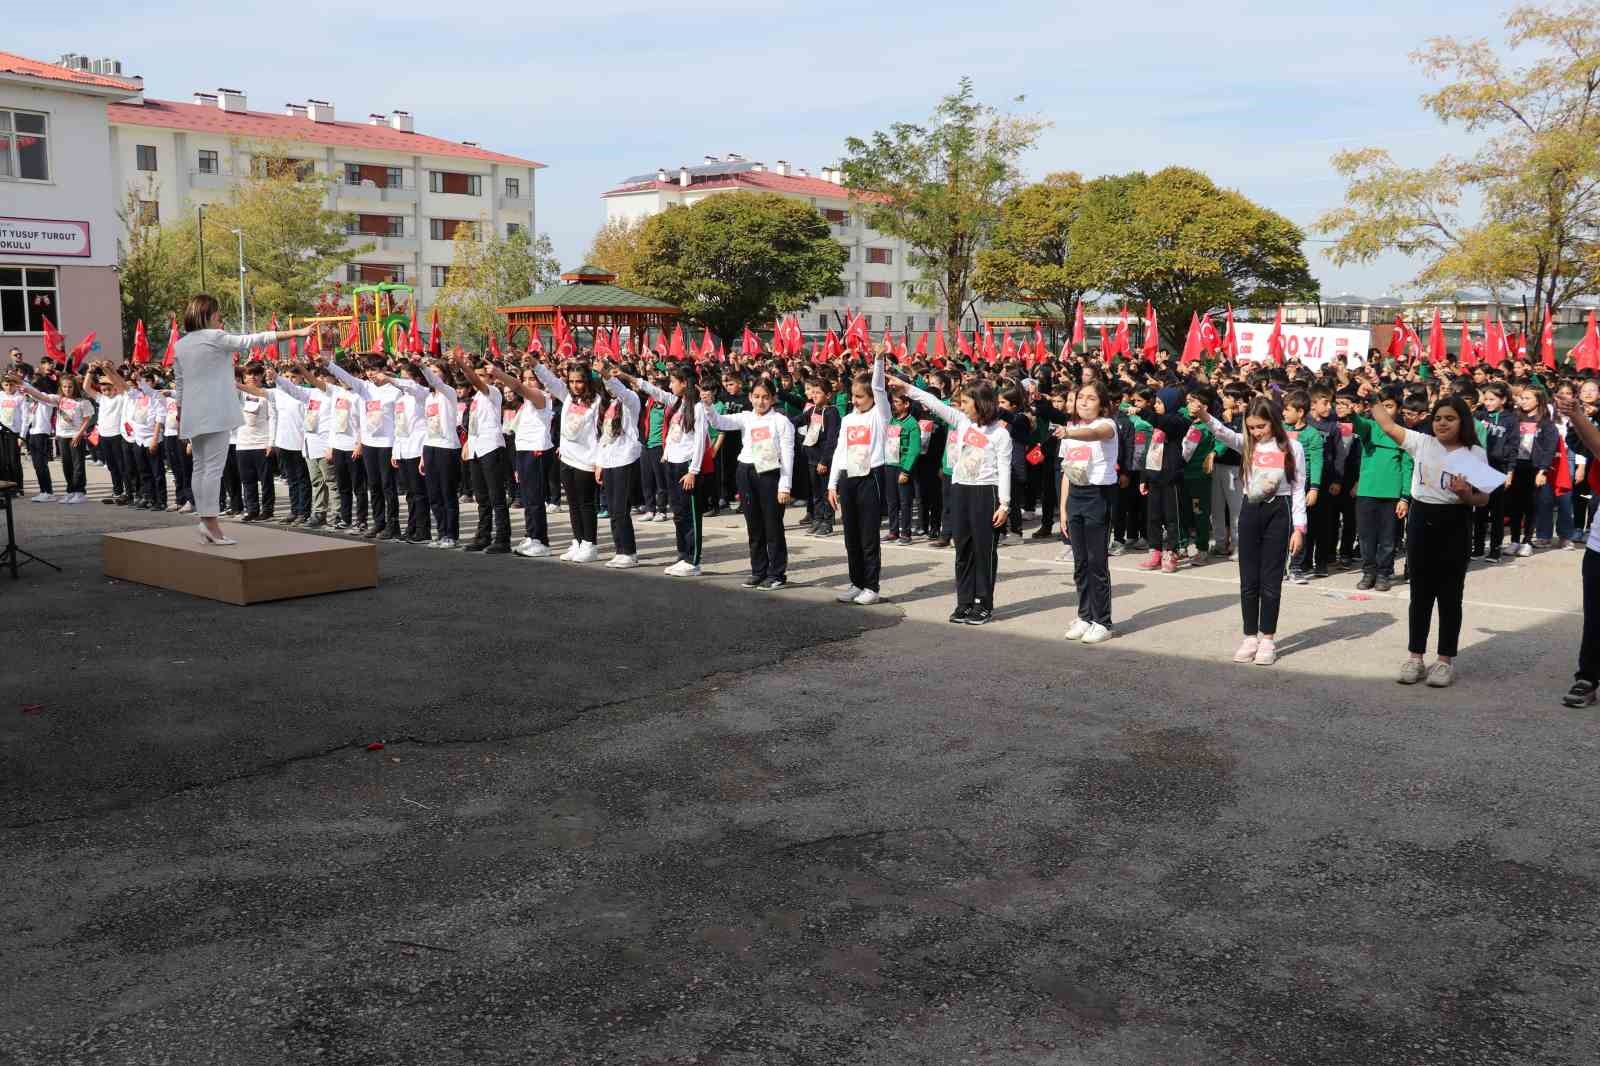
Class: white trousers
190,431,229,518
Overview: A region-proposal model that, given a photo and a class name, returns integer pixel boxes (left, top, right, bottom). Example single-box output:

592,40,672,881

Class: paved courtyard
2,462,1596,1065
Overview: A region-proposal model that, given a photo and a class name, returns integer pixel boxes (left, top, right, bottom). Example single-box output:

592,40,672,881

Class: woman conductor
173,294,311,545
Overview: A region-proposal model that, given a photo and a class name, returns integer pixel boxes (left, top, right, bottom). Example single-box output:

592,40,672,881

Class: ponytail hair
669,364,698,434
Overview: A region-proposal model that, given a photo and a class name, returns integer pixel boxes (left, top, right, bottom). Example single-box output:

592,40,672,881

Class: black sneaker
948,605,971,624
463,540,489,553
484,542,511,555
817,524,834,537
1470,546,1485,559
930,536,951,549
1312,568,1329,579
333,520,351,531
964,607,993,626
406,533,430,545
1563,680,1598,708
241,511,261,523
741,576,763,588
1356,574,1376,591
375,529,396,541
1030,527,1055,540
898,534,914,545
760,578,788,591
101,496,118,505
1375,575,1393,593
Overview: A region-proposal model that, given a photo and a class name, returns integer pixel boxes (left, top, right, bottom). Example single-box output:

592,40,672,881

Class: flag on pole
1198,312,1220,356
1099,324,1112,367
1570,309,1600,371
161,314,179,368
131,319,151,365
741,326,760,355
1484,319,1507,367
1071,299,1086,350
1540,312,1556,369
668,323,686,360
428,309,442,356
1112,308,1130,359
956,329,973,361
41,316,66,361
68,332,97,372
340,317,360,351
265,314,280,362
1222,306,1238,360
1180,312,1202,364
1427,309,1446,366
407,304,422,355
1266,306,1286,366
933,326,948,362
1458,321,1476,366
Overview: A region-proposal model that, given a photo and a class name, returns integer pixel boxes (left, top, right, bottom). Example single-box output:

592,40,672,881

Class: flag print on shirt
845,424,873,476
1245,446,1285,501
886,423,903,464
956,426,990,481
563,402,590,441
426,399,442,437
1064,443,1094,486
365,400,383,436
750,424,779,471
334,397,351,434
304,397,321,434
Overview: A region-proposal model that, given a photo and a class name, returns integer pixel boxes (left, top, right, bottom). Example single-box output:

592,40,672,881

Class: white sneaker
513,537,533,553
665,561,700,577
560,540,581,561
438,537,458,549
1517,542,1533,557
1081,623,1112,645
546,502,559,513
853,589,880,605
572,541,599,563
1055,545,1074,564
606,553,638,569
513,539,547,558
1063,619,1091,641
835,584,862,602
427,538,442,548
654,512,671,523
32,493,55,502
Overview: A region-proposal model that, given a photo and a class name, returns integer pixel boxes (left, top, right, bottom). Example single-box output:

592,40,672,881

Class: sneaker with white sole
31,493,56,502
1081,622,1112,645
1253,638,1277,666
1425,661,1455,687
1055,545,1074,564
1517,542,1533,557
513,537,533,554
1063,619,1091,641
514,539,551,558
835,584,862,602
605,553,638,569
560,540,581,561
438,537,458,549
1398,658,1426,684
852,588,880,606
670,562,701,577
1233,636,1260,663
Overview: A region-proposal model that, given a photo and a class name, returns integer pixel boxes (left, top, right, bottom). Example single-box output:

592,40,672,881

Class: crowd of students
4,331,1598,704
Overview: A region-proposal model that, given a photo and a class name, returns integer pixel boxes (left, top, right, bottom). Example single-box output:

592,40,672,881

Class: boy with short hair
1349,386,1414,592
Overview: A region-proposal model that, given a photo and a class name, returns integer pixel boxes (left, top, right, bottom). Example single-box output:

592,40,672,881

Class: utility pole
197,205,206,291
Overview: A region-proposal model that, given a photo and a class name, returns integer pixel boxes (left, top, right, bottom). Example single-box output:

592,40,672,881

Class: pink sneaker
1253,638,1277,666
1160,550,1179,573
1233,636,1260,663
1136,549,1163,571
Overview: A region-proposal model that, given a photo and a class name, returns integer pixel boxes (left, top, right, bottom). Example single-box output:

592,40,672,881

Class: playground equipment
292,282,415,354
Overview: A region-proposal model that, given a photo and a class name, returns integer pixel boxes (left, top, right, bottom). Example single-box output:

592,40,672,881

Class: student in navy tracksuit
795,377,841,536
1505,386,1559,556
1472,382,1519,560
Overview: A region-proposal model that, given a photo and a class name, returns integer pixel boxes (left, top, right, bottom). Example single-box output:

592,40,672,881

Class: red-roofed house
108,87,544,302
0,51,143,363
602,156,944,337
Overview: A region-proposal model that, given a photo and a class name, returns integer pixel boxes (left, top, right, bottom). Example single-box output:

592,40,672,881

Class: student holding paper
1368,395,1490,688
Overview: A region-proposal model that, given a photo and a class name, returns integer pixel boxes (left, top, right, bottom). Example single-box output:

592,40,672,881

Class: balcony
498,192,531,213
345,233,417,255
337,177,418,205
189,168,231,190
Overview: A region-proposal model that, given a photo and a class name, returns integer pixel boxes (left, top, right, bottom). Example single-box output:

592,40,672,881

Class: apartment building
603,155,954,337
105,79,542,305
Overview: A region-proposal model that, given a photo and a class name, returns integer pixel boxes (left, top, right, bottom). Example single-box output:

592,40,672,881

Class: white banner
1231,323,1369,370
0,216,91,257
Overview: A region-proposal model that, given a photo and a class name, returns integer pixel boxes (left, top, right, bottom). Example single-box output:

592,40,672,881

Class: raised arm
1205,413,1245,453
420,363,455,399
871,355,889,415
894,379,961,427
487,363,546,408
214,327,308,354
532,361,568,402
1367,399,1408,448
272,376,315,404
778,417,796,494
632,376,673,406
325,359,371,399
20,382,60,406
453,352,491,398
701,404,749,433
602,372,640,419
1560,394,1600,458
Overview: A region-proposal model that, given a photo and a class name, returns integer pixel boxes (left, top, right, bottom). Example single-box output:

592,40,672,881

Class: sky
14,0,1517,299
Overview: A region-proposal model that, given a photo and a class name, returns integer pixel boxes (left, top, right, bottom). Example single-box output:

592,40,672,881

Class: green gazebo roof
500,281,679,312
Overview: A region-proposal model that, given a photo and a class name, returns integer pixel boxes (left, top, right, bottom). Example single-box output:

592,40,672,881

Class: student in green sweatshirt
1282,388,1325,584
885,390,923,542
1349,385,1414,591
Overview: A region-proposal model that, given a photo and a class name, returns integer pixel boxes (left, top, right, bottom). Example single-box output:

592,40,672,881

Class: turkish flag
161,314,179,368
1099,324,1112,367
131,319,151,364
1222,306,1238,360
1266,306,1286,366
1571,309,1600,371
1427,309,1446,365
1180,312,1202,364
1071,300,1086,350
668,323,686,360
1198,312,1220,356
41,316,66,361
428,309,442,356
407,305,422,355
1458,321,1476,365
1112,308,1130,358
68,331,96,372
1540,312,1556,369
933,327,948,361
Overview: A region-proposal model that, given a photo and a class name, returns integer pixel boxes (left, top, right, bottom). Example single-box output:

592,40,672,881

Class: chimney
285,103,309,120
368,113,386,126
726,153,743,162
655,167,668,183
217,88,246,113
678,166,690,188
389,110,414,133
751,162,765,173
796,167,809,177
306,99,335,123
829,167,844,186
193,91,217,106
774,160,790,177
704,155,718,165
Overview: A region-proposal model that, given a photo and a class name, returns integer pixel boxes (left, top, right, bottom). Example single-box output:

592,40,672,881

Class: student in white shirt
320,364,366,531
594,365,643,568
0,370,27,495
329,355,405,540
892,375,1013,625
1202,396,1308,667
533,358,606,563
240,363,309,525
83,365,132,504
234,364,277,521
21,372,90,503
389,361,435,544
483,362,552,557
1370,394,1491,688
621,364,710,576
271,364,333,528
19,368,57,501
419,360,463,547
160,387,191,512
826,354,892,605
703,376,796,589
1053,380,1120,643
453,350,511,553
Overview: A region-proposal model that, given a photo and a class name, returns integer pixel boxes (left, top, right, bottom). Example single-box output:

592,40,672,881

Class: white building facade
0,53,139,363
106,85,542,310
603,156,949,338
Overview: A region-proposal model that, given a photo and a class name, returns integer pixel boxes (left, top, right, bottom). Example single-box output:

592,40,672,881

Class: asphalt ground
2,460,1596,1065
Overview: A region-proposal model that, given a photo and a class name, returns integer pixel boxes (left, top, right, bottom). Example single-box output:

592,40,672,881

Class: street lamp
197,204,206,291
231,228,247,330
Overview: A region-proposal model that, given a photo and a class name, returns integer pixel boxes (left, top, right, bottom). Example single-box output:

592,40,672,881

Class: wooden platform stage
102,524,378,605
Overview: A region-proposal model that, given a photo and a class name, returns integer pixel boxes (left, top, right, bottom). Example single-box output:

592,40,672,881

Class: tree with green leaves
435,225,560,345
973,171,1090,328
843,78,1049,337
1315,3,1600,336
1074,168,1317,346
585,216,646,280
116,180,192,351
620,192,846,343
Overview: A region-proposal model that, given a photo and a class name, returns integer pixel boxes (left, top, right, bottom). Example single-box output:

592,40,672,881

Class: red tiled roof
0,51,141,93
603,170,884,202
107,97,544,168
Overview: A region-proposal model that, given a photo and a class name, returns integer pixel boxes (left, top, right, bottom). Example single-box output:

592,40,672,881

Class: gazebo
498,265,681,349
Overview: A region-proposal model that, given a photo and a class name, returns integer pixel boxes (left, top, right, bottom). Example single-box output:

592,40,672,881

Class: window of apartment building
429,171,481,196
197,149,219,174
387,166,404,189
929,317,938,331
136,200,159,226
0,267,57,332
350,215,405,237
135,145,158,172
504,177,520,199
431,266,450,287
862,315,872,331
866,247,892,265
506,222,524,237
838,243,852,261
430,218,469,241
823,208,849,224
819,314,829,331
251,156,313,181
347,263,406,284
866,281,892,299
0,109,49,181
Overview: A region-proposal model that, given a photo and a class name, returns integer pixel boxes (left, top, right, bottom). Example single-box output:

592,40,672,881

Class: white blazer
173,329,279,437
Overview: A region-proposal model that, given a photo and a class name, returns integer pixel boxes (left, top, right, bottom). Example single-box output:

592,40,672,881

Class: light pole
231,228,247,330
197,204,206,291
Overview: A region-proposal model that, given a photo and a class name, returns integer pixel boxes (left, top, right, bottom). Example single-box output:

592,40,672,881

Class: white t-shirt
463,388,503,460
54,396,90,438
1060,418,1118,487
1401,429,1490,506
902,384,1013,504
98,391,124,440
513,399,554,452
0,391,23,434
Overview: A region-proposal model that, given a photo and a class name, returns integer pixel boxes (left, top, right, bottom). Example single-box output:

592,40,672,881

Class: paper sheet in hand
1441,449,1505,494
